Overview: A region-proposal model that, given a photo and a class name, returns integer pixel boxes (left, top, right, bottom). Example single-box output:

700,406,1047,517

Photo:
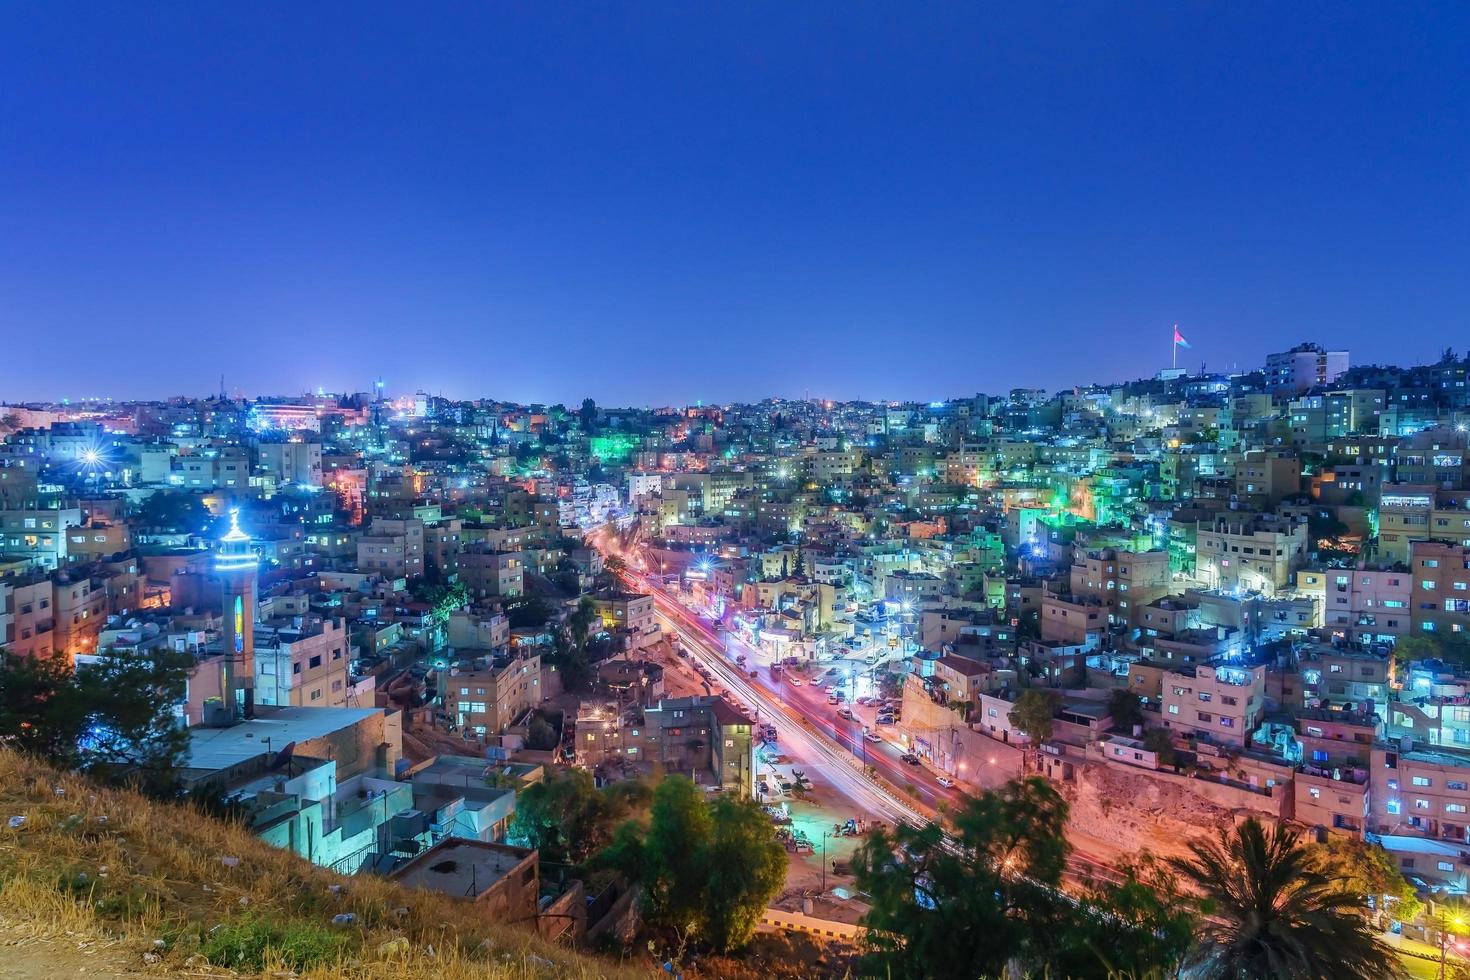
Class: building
1409,540,1470,637
356,517,425,579
390,838,539,923
459,549,525,599
215,507,260,721
253,615,353,710
1161,660,1266,747
1194,514,1307,595
1296,565,1412,643
443,652,543,738
589,590,657,649
1265,342,1349,395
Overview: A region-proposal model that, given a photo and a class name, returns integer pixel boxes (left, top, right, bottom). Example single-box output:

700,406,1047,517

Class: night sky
2,4,1467,406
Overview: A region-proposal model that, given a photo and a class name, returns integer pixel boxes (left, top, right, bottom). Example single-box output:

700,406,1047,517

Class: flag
1173,325,1191,349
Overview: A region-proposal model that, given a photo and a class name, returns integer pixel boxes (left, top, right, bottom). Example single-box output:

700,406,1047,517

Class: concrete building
1195,514,1307,595
1265,342,1348,395
1409,540,1470,638
1161,660,1266,747
443,652,543,738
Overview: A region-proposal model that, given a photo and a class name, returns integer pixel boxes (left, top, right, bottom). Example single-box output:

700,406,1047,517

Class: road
648,587,931,828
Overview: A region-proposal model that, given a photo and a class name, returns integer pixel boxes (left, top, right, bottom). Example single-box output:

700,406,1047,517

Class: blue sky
2,4,1467,405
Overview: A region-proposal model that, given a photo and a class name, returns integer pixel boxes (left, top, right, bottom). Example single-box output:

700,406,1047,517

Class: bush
199,915,348,972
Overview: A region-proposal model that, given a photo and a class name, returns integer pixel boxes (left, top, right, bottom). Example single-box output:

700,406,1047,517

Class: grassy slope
0,749,645,979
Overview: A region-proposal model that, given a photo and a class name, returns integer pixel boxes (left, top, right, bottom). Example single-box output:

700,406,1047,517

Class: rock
142,952,160,966
219,856,240,868
6,816,24,829
331,913,356,925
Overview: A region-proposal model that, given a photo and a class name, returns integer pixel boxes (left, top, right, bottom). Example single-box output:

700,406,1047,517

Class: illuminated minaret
215,507,259,720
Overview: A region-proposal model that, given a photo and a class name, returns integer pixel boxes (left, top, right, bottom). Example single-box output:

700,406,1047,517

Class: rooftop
184,706,385,772
389,838,535,899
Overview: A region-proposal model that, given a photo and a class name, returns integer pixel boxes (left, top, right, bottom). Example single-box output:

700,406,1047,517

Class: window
1386,800,1402,814
1441,862,1457,873
1413,776,1432,787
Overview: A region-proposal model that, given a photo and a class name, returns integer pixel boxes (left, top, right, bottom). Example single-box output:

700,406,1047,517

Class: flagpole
1172,325,1177,370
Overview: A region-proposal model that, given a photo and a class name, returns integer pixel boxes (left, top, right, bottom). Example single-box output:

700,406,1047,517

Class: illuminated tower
215,507,259,720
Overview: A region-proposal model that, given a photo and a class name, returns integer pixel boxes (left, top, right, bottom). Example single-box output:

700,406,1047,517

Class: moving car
788,677,803,686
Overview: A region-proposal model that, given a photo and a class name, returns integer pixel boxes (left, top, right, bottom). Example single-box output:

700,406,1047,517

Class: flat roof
390,838,533,898
185,706,384,772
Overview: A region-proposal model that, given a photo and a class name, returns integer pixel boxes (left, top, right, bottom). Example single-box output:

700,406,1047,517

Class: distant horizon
3,338,1460,413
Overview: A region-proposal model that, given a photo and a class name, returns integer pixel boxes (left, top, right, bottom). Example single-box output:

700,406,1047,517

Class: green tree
702,794,787,951
505,596,552,629
1308,837,1423,926
855,776,1186,979
1142,726,1177,768
1047,856,1197,980
579,397,598,433
1171,817,1404,980
1107,687,1145,731
0,647,193,797
600,777,785,953
507,768,649,864
1395,633,1470,668
1007,689,1060,766
135,491,214,534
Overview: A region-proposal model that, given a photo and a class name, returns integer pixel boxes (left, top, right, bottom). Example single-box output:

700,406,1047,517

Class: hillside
0,749,644,979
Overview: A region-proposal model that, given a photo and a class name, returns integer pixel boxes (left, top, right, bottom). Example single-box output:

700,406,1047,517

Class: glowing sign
234,595,244,654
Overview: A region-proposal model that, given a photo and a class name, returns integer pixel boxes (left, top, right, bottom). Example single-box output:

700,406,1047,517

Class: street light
1439,908,1465,980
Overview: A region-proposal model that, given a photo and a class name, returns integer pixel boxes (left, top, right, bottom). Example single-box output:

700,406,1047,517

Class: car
826,694,839,705
838,708,855,720
936,776,955,788
875,716,894,725
788,677,803,686
864,731,883,743
901,754,921,766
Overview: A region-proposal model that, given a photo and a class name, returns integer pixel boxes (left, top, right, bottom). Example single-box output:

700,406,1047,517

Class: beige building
444,652,543,737
1068,548,1170,627
1195,514,1307,594
253,615,352,709
1161,660,1265,747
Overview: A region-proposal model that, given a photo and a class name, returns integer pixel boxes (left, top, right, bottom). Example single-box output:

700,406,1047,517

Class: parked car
901,754,921,766
864,731,883,743
936,776,955,788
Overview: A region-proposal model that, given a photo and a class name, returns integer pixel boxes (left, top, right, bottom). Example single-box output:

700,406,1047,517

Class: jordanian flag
1173,325,1191,349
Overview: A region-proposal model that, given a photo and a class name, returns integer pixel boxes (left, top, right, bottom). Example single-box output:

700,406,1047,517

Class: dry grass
0,749,648,978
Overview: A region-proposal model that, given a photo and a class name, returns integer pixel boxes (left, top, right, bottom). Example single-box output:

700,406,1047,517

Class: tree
1107,687,1145,731
1008,689,1060,766
600,777,785,953
0,647,193,797
602,553,627,579
853,776,1188,979
1142,726,1177,769
579,398,598,433
135,491,214,534
702,793,787,951
507,768,649,864
1171,817,1404,980
1309,837,1423,926
1395,633,1470,669
791,547,805,579
505,596,552,630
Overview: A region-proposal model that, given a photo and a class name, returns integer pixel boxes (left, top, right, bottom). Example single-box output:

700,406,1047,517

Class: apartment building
1297,566,1412,643
257,440,323,487
1068,548,1170,627
0,506,82,570
459,550,524,599
1265,342,1348,394
1372,744,1470,891
589,590,656,647
356,517,425,579
1161,660,1266,747
1409,540,1470,637
253,615,352,709
444,652,542,737
1194,514,1307,595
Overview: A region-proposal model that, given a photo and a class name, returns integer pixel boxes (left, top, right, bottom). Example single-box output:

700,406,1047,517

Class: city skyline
3,4,1468,404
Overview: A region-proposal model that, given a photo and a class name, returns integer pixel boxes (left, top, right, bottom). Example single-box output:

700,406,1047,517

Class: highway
647,587,932,829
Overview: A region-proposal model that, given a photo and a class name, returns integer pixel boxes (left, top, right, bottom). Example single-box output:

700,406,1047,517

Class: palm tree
1171,817,1404,980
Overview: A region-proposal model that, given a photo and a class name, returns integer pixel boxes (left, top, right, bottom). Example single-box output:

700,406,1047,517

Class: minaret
215,507,259,720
